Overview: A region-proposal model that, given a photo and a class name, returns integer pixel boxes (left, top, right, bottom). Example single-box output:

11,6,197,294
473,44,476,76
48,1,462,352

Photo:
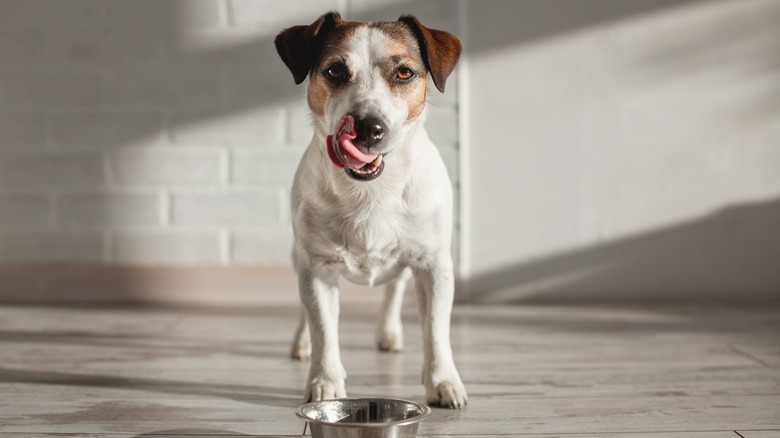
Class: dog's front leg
298,267,347,402
414,254,467,409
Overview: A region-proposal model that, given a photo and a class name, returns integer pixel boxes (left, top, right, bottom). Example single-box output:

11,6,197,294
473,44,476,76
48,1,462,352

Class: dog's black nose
365,118,384,142
354,116,385,147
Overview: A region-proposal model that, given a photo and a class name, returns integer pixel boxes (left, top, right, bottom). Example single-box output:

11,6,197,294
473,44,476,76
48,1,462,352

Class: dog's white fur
281,18,467,408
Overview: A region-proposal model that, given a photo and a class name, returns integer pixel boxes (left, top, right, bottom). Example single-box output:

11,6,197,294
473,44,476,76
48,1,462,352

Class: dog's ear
275,12,342,85
399,15,461,93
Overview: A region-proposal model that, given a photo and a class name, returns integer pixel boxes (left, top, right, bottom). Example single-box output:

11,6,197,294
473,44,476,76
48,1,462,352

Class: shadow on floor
0,367,301,409
0,329,291,360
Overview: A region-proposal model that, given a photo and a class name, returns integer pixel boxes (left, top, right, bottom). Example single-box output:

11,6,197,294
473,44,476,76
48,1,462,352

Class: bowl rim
295,397,431,428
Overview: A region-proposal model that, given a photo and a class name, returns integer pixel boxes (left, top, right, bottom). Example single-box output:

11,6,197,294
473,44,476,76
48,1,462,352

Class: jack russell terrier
275,12,466,409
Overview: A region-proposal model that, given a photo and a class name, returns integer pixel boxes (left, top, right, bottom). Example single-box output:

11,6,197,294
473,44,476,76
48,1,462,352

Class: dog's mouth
326,115,385,182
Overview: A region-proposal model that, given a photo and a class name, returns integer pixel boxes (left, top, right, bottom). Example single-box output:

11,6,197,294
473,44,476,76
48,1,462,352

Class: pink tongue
326,115,378,170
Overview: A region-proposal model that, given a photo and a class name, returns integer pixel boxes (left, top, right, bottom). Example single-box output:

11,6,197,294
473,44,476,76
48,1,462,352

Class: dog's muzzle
327,115,386,181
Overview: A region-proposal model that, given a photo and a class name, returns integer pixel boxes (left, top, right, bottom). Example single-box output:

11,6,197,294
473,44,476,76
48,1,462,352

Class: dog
275,12,466,409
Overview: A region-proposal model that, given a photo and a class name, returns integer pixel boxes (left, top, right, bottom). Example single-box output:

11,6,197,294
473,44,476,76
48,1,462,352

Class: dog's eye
396,67,414,81
324,63,349,84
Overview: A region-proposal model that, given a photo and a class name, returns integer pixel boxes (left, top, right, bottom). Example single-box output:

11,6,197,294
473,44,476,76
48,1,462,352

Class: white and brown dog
275,12,466,408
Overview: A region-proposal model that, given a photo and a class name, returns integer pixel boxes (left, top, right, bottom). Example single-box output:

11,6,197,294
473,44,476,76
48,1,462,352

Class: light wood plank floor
0,303,778,437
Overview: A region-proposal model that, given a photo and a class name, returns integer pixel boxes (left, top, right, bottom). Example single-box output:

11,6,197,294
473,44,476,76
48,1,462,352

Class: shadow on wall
7,0,753,148
0,0,756,178
466,198,780,305
1,0,466,149
514,0,779,118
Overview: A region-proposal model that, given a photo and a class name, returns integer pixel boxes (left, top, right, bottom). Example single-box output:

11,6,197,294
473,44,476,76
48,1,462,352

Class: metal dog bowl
296,398,431,438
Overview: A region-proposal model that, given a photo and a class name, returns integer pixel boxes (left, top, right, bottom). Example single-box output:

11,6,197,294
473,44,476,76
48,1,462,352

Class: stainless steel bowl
296,398,431,438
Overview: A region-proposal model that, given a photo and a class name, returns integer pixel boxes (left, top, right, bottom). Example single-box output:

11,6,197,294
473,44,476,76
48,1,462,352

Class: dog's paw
290,337,311,361
426,380,468,409
376,322,403,352
303,376,347,403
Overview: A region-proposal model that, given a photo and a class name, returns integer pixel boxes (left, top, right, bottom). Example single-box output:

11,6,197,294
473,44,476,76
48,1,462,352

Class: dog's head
275,12,461,182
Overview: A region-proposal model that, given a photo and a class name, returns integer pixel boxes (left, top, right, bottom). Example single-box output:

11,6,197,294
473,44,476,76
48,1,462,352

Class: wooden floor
1,302,778,437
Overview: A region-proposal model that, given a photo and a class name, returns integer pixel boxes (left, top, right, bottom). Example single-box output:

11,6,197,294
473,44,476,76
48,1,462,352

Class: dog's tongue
327,115,378,170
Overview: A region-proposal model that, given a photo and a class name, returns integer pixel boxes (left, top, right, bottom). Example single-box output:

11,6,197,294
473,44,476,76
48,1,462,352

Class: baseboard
0,264,390,308
3,265,775,307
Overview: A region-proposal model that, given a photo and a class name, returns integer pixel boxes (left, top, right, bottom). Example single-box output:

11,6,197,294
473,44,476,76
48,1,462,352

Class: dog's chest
338,249,404,286
336,217,407,286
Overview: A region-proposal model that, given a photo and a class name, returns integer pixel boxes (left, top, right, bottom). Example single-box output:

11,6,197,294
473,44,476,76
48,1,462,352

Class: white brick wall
0,231,104,263
171,191,283,227
57,192,162,227
0,0,461,265
0,194,52,228
0,151,106,188
111,148,223,186
111,230,222,264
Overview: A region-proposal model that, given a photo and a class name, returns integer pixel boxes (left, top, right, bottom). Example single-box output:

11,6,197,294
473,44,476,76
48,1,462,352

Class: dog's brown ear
399,15,461,93
275,12,342,84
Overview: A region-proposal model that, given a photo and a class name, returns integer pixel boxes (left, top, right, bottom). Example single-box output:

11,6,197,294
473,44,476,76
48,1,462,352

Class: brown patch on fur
398,16,461,93
275,14,364,116
306,75,330,117
403,77,427,123
305,23,362,116
374,22,428,123
276,13,459,121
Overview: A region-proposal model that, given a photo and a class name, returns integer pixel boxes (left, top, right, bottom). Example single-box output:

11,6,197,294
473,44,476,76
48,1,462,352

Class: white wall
0,0,460,266
463,0,780,303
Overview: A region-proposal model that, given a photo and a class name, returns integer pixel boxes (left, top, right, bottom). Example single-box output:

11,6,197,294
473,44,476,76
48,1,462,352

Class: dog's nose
354,116,385,147
365,118,384,143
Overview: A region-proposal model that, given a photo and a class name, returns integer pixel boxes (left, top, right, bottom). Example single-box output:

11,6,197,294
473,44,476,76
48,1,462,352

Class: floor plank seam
727,343,771,368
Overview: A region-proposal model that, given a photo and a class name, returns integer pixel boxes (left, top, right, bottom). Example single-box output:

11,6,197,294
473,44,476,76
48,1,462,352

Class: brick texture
0,151,105,189
106,0,223,32
0,71,103,109
110,148,222,187
0,112,48,147
0,0,461,265
51,112,165,148
0,194,52,229
171,191,282,227
231,228,294,264
0,0,106,32
0,232,104,264
103,66,223,110
231,149,303,188
58,192,162,228
169,107,284,146
111,230,222,264
228,0,338,27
